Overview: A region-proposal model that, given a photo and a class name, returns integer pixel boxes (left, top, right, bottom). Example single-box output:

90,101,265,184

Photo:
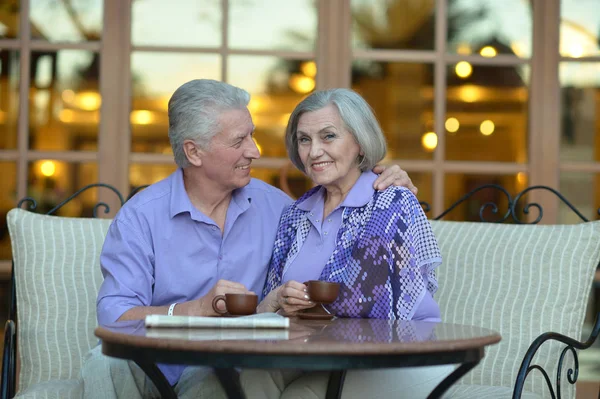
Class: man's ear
183,140,203,167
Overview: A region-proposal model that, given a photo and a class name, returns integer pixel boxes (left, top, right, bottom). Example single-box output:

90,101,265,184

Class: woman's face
296,104,363,191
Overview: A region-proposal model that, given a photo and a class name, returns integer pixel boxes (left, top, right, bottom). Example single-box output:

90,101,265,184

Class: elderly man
82,79,416,398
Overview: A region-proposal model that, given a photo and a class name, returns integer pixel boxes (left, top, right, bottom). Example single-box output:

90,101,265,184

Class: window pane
0,0,19,39
352,61,434,160
559,172,600,224
409,172,432,214
0,162,16,259
30,0,103,42
131,52,221,154
559,63,600,162
26,161,98,216
447,0,532,58
229,0,316,51
446,64,529,162
30,50,99,151
351,0,435,50
443,173,527,222
129,164,177,190
0,50,19,150
132,0,221,47
228,56,314,159
560,0,600,58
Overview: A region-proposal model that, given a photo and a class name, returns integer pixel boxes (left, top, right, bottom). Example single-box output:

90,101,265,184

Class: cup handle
211,295,227,315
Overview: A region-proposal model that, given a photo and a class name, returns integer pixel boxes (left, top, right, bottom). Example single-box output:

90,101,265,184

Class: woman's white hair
168,79,250,168
285,88,387,173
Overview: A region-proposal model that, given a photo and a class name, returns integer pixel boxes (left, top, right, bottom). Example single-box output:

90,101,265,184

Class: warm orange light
445,117,460,133
421,132,438,151
76,91,101,111
59,109,75,123
456,44,471,55
459,85,480,103
61,89,75,103
130,110,154,125
517,172,526,185
300,61,317,78
289,74,315,94
480,46,497,57
480,120,495,136
40,161,56,177
455,61,472,78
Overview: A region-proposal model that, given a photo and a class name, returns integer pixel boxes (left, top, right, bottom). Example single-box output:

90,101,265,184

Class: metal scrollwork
512,316,599,399
432,184,512,222
17,197,37,211
46,183,125,217
511,186,589,224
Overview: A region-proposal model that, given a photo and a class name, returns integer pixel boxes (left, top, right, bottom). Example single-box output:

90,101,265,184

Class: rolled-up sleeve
96,219,155,325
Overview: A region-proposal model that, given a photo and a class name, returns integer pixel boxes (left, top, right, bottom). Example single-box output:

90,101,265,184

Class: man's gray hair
285,88,387,173
168,79,251,168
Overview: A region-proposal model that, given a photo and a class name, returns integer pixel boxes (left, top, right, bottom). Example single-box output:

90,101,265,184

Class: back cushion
431,220,600,398
7,208,111,393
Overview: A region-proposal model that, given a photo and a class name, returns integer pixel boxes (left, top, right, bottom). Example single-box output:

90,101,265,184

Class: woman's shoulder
374,185,419,209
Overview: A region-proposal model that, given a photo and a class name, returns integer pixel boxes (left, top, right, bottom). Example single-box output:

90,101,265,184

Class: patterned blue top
263,177,442,320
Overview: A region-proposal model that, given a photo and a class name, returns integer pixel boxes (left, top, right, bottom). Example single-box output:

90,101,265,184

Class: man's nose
246,137,261,159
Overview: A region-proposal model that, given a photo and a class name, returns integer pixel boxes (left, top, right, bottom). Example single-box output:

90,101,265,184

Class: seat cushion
7,208,111,394
445,384,542,398
431,220,600,399
14,379,83,399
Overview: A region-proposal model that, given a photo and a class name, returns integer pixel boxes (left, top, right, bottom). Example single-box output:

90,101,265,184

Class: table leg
427,362,479,399
326,370,347,399
133,360,177,399
214,368,246,399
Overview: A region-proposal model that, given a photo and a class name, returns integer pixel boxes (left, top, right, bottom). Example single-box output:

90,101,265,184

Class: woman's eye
298,137,309,143
324,133,336,140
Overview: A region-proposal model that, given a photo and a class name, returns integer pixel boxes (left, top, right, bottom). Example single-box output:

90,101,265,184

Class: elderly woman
251,88,450,399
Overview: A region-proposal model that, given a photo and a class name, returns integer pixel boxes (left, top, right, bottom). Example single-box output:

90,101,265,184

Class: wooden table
95,318,501,399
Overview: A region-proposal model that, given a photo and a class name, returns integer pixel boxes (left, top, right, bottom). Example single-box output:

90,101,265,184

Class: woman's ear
183,140,203,167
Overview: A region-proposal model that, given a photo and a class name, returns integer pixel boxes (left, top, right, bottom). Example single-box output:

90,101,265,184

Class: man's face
200,107,260,191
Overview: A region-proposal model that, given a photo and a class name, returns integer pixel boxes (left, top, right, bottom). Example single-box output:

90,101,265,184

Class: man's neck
182,168,233,230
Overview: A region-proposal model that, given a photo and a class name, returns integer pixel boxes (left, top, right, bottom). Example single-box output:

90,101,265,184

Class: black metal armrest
512,313,600,399
1,320,16,399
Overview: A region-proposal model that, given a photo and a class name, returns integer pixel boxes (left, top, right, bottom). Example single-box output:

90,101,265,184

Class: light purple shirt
283,172,441,322
97,168,292,384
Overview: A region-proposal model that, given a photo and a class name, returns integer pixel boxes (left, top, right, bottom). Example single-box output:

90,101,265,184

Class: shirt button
328,219,332,222
324,231,328,235
316,219,320,222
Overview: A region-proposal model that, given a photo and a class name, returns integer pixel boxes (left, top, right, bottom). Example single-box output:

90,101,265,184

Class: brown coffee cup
305,280,340,304
211,293,258,316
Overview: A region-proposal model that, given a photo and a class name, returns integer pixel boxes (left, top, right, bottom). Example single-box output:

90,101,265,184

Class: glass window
129,164,177,191
132,0,221,48
559,62,600,163
0,0,19,39
446,64,529,162
229,0,317,51
30,0,103,42
560,0,600,58
29,50,100,151
0,50,19,150
351,61,434,160
447,0,532,58
26,161,98,217
351,0,435,51
131,52,221,154
444,173,527,222
0,162,16,259
559,172,600,224
228,56,314,159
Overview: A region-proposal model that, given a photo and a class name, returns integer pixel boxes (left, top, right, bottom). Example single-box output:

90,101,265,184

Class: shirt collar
297,171,377,212
169,169,252,219
340,171,377,208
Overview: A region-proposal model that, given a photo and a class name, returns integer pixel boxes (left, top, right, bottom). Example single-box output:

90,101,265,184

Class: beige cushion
431,220,600,399
14,379,83,399
7,208,111,394
445,384,542,398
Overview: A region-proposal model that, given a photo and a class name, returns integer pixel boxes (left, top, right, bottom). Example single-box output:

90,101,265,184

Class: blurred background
0,0,598,262
0,0,599,393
